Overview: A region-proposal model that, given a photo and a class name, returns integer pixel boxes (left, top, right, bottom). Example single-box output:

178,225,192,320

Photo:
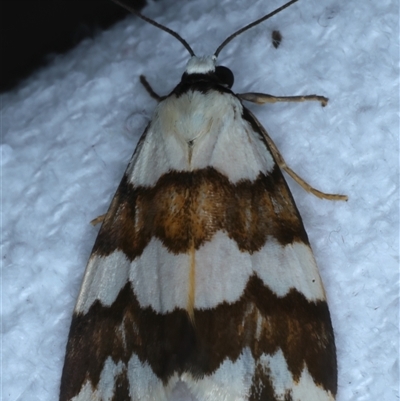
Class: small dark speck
272,30,282,49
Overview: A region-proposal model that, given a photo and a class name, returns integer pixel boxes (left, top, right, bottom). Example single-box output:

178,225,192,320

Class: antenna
214,0,299,57
111,0,195,56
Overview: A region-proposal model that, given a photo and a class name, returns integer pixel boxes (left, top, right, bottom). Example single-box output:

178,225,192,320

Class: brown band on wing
247,275,337,399
92,166,308,260
60,276,336,400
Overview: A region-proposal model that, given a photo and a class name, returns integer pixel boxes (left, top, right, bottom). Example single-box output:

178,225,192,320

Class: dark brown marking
272,30,282,48
112,370,130,401
250,363,280,401
173,75,234,98
92,166,308,260
60,276,336,400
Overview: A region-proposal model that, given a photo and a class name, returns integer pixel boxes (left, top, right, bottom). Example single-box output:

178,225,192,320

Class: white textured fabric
2,0,398,400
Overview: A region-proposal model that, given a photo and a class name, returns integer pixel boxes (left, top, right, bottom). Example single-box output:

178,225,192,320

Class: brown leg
239,92,328,107
245,108,348,201
90,214,106,226
140,75,165,102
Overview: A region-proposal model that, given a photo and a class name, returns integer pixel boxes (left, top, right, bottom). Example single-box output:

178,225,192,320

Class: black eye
215,66,234,88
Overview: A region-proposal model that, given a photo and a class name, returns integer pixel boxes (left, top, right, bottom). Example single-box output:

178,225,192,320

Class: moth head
111,0,298,89
182,56,234,89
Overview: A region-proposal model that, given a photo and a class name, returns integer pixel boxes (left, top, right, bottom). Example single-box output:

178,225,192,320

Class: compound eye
215,66,234,88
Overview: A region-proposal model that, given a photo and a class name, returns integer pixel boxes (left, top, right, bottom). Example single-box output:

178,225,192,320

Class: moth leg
140,75,166,102
90,214,106,226
239,92,328,107
245,108,348,201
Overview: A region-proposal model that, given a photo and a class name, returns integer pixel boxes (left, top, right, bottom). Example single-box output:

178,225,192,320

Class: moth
60,0,347,400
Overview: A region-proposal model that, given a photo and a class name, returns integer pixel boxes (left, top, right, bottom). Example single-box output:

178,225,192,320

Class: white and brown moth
60,0,347,400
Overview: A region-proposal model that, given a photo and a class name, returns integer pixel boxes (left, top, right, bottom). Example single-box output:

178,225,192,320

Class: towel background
2,0,398,400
